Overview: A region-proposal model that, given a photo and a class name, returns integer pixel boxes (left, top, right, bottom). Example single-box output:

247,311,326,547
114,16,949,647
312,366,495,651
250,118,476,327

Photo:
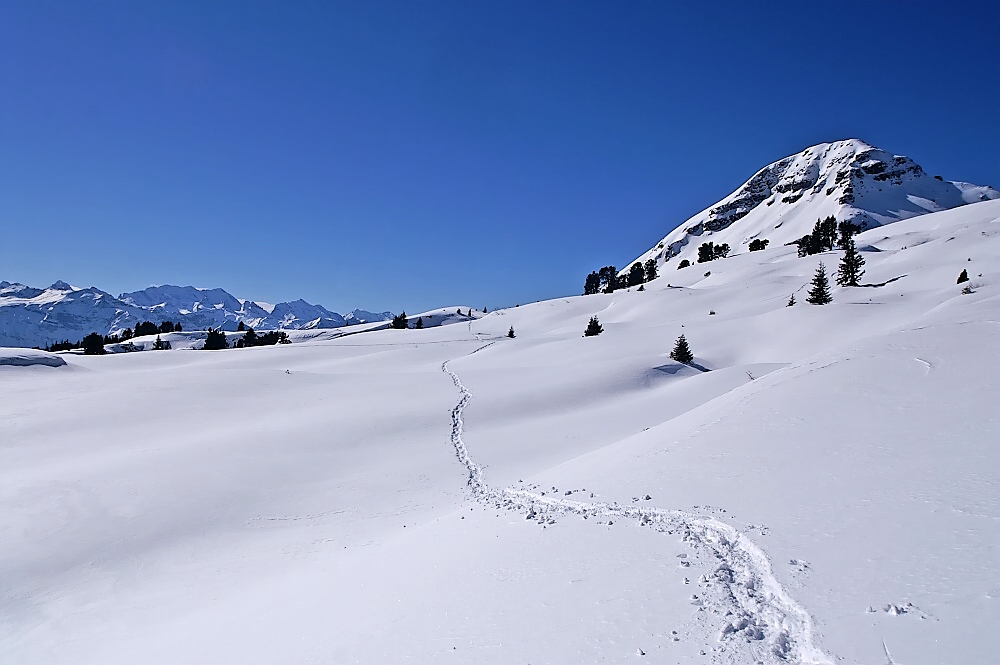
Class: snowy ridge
0,281,393,348
630,139,998,269
443,356,832,664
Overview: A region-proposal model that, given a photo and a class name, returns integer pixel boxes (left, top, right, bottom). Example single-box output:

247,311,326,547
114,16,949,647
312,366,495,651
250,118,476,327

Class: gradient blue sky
2,1,998,313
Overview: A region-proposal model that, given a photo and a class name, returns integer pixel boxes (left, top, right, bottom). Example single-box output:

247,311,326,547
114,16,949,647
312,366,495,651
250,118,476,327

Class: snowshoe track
443,355,832,665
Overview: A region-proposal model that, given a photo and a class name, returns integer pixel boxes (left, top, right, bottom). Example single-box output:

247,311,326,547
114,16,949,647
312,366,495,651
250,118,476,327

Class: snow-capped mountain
630,139,999,269
0,281,392,348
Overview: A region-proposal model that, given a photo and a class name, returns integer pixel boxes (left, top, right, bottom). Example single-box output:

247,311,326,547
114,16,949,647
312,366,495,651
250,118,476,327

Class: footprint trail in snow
443,355,833,665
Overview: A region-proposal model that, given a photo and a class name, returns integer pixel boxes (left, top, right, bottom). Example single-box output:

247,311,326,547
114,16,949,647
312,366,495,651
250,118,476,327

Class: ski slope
2,199,999,664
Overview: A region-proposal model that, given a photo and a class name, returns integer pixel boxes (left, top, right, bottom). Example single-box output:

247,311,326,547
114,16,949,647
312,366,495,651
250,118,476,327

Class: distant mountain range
0,281,392,348
630,138,999,268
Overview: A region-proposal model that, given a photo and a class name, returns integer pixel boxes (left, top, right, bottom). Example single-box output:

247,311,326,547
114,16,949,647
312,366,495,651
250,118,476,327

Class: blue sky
2,1,998,313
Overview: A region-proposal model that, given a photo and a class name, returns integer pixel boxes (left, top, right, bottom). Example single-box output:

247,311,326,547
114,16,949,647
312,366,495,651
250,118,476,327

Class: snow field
2,199,999,663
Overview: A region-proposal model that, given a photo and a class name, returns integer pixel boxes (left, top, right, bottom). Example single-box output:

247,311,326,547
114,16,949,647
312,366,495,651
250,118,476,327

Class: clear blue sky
2,1,998,313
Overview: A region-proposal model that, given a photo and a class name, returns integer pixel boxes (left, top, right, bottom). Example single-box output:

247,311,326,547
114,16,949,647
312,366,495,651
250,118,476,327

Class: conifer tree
598,266,618,293
627,262,645,287
836,236,865,286
643,258,658,282
82,332,106,355
677,259,691,269
507,326,515,338
806,262,833,304
391,312,408,329
415,317,423,329
837,220,862,249
584,316,603,337
237,320,245,332
787,293,796,307
697,242,715,263
203,328,228,350
957,269,969,284
584,271,601,295
670,334,693,364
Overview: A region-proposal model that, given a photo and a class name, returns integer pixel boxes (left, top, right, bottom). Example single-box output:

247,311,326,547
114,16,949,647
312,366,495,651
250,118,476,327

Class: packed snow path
443,355,833,665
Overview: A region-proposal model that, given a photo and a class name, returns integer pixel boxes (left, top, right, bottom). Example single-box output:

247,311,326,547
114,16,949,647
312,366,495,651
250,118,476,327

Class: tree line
584,259,658,295
41,320,182,354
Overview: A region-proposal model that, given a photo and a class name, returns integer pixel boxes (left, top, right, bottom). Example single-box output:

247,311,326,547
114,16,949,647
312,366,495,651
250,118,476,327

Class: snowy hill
3,198,998,664
630,139,998,269
0,281,393,348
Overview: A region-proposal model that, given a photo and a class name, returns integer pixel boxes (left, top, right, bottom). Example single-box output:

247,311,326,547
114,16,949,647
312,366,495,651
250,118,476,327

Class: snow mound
0,348,67,367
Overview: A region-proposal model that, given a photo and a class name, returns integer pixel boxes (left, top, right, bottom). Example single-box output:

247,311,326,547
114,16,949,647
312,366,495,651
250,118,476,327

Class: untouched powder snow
2,199,999,664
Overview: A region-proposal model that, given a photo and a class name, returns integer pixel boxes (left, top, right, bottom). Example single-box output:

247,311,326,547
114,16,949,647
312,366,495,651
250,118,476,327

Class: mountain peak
629,140,999,268
48,280,74,291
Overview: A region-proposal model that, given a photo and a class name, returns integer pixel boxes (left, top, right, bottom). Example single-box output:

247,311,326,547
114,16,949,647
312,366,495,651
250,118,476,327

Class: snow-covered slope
0,281,393,348
630,139,998,270
3,198,998,664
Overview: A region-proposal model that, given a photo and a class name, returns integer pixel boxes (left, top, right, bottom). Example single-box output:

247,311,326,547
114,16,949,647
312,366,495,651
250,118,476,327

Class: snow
0,282,392,348
0,348,67,367
2,198,999,664
628,139,999,272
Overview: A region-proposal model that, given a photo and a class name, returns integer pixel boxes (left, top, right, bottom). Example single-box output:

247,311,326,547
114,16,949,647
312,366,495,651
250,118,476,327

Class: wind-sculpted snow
443,356,833,665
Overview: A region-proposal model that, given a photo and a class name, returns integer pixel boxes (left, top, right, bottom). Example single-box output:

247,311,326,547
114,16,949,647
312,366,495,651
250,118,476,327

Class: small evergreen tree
677,259,691,269
391,312,408,329
121,327,133,340
584,271,601,295
643,258,658,282
203,328,228,350
174,322,182,332
712,243,730,260
237,320,246,332
957,269,969,284
748,238,769,252
584,316,603,337
806,262,833,305
837,220,862,249
152,335,171,350
787,293,796,307
241,327,259,347
507,326,515,338
415,317,424,329
836,236,865,286
158,321,174,334
670,334,693,364
82,332,106,355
